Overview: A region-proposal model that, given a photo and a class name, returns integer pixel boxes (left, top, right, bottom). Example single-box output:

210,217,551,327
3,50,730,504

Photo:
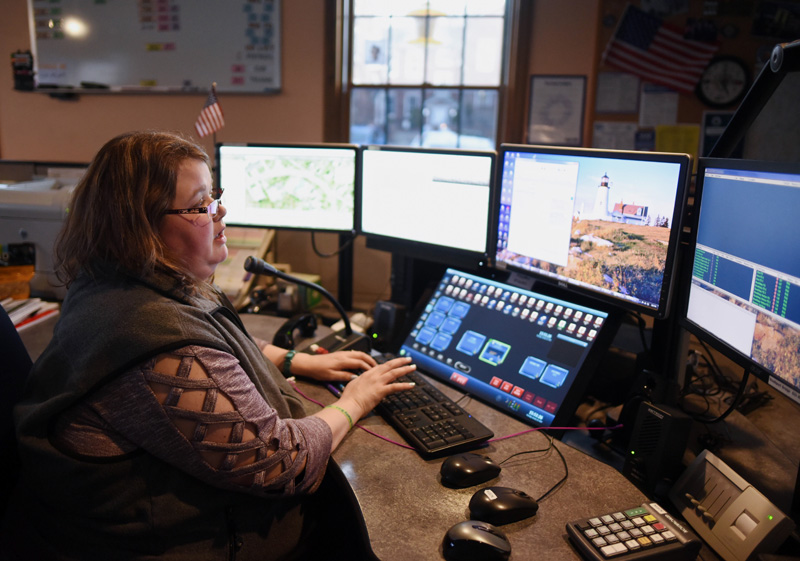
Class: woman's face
159,159,228,281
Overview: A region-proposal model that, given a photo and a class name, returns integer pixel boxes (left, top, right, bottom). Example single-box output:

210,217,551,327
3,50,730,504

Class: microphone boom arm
244,256,353,336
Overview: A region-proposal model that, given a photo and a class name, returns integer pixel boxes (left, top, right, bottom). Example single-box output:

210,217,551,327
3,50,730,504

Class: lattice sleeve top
51,345,332,497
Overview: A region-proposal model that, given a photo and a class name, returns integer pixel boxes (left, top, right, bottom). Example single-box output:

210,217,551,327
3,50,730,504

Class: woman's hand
336,356,417,422
315,355,417,450
289,349,378,382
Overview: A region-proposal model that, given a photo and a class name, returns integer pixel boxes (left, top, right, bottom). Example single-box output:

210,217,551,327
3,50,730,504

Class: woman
5,131,416,560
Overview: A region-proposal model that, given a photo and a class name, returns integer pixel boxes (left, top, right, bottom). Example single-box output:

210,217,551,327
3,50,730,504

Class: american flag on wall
195,83,225,137
603,5,719,95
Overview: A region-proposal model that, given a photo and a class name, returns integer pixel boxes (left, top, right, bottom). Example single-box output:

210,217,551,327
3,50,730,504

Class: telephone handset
272,313,318,349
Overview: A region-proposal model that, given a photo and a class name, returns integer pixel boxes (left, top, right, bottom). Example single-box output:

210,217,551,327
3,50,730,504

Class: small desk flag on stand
195,83,225,138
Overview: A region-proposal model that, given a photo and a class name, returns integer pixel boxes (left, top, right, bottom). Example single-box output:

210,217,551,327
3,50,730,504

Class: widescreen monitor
216,143,358,233
359,145,496,267
396,267,617,429
682,158,800,405
493,145,691,318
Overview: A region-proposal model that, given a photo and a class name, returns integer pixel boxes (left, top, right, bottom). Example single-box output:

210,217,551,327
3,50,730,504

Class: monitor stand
337,233,354,311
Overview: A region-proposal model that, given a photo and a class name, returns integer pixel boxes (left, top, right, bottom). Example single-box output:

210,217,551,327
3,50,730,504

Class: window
347,0,507,149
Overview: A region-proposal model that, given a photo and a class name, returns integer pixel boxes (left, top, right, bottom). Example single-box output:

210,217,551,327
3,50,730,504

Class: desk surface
298,375,654,560
240,315,716,561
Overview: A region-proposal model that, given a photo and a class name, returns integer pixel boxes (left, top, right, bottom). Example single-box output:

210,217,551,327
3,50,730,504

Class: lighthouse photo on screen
495,148,685,313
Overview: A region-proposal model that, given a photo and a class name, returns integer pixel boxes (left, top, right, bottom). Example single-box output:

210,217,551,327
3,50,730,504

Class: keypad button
650,533,665,545
600,543,628,557
592,537,608,548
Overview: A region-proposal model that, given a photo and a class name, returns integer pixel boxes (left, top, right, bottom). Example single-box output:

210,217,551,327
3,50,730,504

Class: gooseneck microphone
244,256,353,336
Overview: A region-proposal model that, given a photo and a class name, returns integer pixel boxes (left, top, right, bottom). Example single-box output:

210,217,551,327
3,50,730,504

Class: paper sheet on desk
215,227,274,305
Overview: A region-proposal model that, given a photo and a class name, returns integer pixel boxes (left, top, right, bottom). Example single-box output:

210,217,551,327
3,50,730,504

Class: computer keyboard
373,354,494,458
566,502,702,561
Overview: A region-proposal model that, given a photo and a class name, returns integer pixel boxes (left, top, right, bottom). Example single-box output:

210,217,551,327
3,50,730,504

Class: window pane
387,88,423,145
463,17,503,86
465,0,505,16
352,17,389,85
418,89,460,147
388,17,426,84
350,88,387,144
428,0,467,16
425,16,465,86
460,89,498,149
354,0,403,17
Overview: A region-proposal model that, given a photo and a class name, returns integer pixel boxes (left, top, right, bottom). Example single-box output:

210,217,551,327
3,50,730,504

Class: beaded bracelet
325,405,354,430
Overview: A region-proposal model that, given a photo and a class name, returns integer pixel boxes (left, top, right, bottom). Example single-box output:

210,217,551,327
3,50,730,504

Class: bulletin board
28,0,281,93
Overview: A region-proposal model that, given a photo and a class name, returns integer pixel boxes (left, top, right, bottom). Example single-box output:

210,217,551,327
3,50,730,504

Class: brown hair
54,130,211,290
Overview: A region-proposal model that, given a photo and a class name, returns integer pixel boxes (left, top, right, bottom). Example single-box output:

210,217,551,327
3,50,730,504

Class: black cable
628,311,651,355
693,368,752,424
493,434,568,502
535,436,568,503
497,443,554,465
310,231,355,258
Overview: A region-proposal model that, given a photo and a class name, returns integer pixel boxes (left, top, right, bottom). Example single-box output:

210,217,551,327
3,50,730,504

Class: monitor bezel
678,156,800,400
491,143,692,320
358,144,497,269
396,267,621,435
215,142,360,234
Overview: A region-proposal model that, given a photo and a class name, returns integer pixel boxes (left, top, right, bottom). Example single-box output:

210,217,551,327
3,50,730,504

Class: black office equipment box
623,402,692,496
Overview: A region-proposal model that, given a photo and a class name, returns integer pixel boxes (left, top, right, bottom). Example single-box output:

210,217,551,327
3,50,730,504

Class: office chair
0,305,33,516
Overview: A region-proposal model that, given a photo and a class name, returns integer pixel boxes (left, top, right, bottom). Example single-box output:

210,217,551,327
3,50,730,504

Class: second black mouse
469,486,539,525
440,453,502,488
442,520,511,561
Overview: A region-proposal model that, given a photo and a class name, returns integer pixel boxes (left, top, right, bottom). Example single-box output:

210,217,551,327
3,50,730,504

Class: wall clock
696,55,750,107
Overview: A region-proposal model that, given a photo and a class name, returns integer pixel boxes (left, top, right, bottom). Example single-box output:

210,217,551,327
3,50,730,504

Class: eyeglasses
164,198,221,218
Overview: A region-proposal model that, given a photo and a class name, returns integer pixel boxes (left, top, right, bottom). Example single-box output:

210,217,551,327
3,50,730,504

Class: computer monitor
359,145,496,267
396,267,618,430
493,144,691,319
216,143,359,233
681,157,800,405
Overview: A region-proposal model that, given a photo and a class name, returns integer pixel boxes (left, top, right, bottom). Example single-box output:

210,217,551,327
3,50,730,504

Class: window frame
323,0,533,149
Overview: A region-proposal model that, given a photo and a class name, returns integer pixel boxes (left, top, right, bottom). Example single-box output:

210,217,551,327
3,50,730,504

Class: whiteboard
28,0,281,93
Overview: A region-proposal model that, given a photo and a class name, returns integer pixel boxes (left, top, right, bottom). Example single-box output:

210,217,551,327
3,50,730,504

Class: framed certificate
527,75,586,146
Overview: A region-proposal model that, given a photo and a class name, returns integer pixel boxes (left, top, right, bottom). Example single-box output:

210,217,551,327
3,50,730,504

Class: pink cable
289,379,622,451
289,379,415,449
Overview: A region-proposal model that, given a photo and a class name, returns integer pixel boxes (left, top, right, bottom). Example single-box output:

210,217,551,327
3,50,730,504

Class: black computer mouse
468,486,539,525
442,520,511,561
440,453,502,488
